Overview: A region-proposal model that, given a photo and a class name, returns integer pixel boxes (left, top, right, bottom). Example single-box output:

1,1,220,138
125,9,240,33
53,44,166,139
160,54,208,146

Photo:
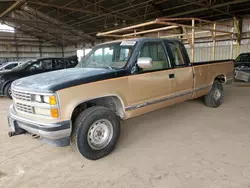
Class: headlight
35,95,42,103
34,94,57,105
32,94,59,118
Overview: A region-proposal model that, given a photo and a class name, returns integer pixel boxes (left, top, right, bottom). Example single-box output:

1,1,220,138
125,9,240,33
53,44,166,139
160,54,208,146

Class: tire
71,106,120,160
4,83,12,99
204,80,224,108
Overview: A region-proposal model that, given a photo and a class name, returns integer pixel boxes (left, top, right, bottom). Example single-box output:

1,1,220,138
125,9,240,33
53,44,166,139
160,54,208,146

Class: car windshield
78,41,136,69
236,54,250,63
14,60,36,70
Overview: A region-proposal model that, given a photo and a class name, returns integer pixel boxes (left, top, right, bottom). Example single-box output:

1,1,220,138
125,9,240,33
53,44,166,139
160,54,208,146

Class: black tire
71,106,120,160
4,83,12,99
204,80,224,108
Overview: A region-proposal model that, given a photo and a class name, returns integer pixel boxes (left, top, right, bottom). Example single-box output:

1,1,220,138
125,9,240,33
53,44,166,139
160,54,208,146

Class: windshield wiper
80,61,113,69
90,61,113,69
102,65,113,69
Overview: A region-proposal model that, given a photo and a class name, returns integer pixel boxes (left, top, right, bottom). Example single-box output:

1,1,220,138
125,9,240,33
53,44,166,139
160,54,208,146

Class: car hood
12,68,127,93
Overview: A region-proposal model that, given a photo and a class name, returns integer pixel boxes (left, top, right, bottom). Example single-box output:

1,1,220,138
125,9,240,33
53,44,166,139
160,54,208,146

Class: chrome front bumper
8,104,71,146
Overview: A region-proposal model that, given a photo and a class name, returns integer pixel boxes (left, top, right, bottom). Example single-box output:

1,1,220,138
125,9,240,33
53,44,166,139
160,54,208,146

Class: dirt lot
0,84,250,188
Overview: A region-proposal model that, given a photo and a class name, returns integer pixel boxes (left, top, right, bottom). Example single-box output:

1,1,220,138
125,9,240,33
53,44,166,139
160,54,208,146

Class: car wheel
204,80,224,108
4,83,12,99
71,106,120,160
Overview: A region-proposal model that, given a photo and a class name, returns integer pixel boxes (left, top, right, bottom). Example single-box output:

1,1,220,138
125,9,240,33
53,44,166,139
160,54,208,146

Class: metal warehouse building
1,1,250,188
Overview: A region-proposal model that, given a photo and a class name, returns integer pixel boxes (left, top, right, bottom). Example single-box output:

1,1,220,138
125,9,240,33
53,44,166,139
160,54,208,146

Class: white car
0,61,23,71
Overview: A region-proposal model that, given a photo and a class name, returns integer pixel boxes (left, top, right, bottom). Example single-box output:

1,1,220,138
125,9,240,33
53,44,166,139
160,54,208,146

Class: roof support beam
0,0,24,18
27,0,136,21
57,0,105,21
184,0,232,17
26,1,101,15
20,23,76,45
2,22,59,46
70,0,154,26
167,0,249,17
17,7,93,41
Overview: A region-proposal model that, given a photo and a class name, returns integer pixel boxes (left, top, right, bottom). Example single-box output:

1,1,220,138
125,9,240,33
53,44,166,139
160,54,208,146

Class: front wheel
71,106,120,160
4,83,12,99
204,80,224,108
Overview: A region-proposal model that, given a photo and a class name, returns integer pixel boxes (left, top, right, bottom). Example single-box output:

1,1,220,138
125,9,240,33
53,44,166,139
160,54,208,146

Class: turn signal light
51,108,59,118
49,96,57,105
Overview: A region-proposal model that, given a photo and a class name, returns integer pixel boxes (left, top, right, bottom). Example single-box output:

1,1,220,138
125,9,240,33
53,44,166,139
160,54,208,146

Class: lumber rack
97,18,235,63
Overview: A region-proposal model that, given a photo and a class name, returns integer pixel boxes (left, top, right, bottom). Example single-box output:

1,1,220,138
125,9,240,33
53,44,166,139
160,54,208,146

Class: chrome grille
15,103,34,114
12,89,33,114
12,90,31,101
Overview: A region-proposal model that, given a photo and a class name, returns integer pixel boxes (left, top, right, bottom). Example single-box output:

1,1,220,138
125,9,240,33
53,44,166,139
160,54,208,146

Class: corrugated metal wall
0,31,64,63
0,45,63,61
186,17,250,62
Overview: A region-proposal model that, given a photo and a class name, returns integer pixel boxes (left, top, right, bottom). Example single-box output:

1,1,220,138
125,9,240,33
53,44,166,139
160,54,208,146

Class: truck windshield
79,41,136,69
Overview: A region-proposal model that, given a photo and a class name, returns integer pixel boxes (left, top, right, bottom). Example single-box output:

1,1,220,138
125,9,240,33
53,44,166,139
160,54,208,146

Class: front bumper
8,104,71,146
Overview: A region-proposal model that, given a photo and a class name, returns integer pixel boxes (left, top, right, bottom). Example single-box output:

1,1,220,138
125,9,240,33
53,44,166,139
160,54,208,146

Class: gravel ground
0,84,250,188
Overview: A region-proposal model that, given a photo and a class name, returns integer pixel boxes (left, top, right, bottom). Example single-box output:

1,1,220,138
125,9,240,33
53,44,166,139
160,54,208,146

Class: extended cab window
139,42,170,71
168,42,185,66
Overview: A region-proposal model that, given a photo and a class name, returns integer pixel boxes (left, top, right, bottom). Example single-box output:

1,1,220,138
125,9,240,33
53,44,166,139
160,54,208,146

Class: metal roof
0,0,250,46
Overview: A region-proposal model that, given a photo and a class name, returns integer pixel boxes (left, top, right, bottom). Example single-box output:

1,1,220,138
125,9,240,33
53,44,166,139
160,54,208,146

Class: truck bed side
192,60,234,99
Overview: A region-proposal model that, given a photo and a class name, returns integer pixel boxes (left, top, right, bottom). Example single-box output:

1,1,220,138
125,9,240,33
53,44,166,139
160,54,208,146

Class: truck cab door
165,41,193,101
127,41,176,117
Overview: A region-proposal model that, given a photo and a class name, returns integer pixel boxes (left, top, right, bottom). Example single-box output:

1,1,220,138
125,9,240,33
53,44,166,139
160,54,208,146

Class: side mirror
137,57,153,69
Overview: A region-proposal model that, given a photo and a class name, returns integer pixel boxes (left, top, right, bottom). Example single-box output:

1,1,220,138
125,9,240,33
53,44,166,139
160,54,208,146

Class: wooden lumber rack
97,18,235,63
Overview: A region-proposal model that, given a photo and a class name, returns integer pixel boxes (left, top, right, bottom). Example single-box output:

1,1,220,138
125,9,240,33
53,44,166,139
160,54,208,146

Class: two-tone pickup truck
8,38,234,160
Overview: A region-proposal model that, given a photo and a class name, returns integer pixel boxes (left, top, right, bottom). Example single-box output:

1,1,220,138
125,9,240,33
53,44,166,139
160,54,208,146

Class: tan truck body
8,37,234,160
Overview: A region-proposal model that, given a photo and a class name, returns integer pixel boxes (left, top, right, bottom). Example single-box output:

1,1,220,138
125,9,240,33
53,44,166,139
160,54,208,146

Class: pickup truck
8,38,234,160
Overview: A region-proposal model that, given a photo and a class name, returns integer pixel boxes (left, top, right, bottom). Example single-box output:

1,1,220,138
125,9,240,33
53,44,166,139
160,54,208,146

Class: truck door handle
169,73,175,79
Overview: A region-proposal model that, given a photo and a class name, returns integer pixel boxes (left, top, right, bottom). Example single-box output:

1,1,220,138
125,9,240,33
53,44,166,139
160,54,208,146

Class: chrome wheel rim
87,119,113,150
214,89,221,101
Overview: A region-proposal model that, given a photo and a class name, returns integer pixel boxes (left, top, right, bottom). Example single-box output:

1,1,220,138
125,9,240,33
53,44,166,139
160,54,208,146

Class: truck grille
15,103,34,114
12,90,31,101
12,89,33,114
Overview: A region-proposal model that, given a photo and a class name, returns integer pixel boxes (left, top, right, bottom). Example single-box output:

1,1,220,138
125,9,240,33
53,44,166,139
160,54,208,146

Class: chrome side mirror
137,57,153,69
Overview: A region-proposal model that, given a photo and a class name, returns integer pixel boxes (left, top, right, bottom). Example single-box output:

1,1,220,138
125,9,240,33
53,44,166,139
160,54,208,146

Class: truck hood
12,68,128,93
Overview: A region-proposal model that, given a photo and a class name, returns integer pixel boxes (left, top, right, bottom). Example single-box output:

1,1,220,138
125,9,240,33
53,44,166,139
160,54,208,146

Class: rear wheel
204,80,224,108
71,106,120,160
4,83,12,99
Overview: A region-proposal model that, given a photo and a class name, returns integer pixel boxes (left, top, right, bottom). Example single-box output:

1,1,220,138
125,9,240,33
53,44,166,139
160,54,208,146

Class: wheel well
215,75,226,83
71,96,125,123
3,81,12,92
